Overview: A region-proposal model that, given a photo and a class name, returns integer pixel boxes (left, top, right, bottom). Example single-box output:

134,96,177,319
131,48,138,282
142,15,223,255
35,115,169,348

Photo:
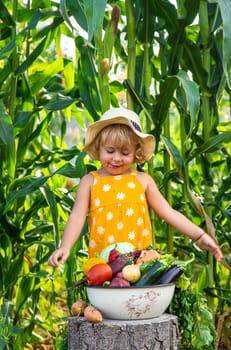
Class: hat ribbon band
130,119,142,132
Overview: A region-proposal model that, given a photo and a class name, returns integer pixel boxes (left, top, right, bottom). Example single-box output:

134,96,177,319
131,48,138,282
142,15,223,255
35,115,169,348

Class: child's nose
113,152,121,161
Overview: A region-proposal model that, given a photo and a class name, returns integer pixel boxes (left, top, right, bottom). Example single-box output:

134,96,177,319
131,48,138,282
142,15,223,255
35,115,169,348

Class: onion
122,264,141,283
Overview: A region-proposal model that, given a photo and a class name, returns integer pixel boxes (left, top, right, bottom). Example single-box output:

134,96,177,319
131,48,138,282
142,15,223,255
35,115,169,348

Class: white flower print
117,192,125,200
142,228,149,236
137,217,144,226
89,240,96,248
117,222,124,230
106,211,113,220
97,226,105,235
128,231,135,240
94,198,101,207
114,175,122,180
102,184,111,192
128,181,136,189
140,194,145,202
126,208,134,216
108,235,115,244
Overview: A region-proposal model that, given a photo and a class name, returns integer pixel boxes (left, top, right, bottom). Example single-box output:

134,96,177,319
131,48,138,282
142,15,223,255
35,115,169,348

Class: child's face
99,141,136,175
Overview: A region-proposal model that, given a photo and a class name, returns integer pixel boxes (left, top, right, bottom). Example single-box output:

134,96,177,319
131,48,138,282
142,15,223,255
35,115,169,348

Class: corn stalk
199,0,214,293
125,0,136,109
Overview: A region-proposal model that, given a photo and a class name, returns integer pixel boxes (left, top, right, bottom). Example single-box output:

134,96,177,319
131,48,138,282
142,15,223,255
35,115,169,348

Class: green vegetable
140,252,195,275
139,260,158,273
160,253,195,270
134,261,166,286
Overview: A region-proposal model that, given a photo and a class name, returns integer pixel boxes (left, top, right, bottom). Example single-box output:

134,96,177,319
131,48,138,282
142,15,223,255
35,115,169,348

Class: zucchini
134,261,166,286
139,260,157,273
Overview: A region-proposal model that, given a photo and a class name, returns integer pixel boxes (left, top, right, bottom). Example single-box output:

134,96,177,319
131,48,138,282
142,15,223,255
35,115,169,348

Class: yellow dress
88,170,153,258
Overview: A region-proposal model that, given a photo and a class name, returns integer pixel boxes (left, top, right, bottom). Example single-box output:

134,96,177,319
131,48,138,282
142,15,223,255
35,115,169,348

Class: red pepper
108,249,120,264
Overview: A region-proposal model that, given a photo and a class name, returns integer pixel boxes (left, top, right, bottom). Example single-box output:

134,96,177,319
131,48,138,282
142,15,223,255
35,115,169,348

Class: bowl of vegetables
81,243,188,320
86,283,176,320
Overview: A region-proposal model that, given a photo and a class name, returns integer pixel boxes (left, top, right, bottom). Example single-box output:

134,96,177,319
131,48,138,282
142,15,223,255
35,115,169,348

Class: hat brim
84,115,155,163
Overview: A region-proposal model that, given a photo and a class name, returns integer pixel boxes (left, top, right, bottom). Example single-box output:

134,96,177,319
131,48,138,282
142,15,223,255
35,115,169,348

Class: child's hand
48,247,70,267
196,232,223,262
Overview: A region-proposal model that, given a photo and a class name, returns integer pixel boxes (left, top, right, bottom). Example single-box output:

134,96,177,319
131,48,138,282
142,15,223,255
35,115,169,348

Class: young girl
48,108,223,267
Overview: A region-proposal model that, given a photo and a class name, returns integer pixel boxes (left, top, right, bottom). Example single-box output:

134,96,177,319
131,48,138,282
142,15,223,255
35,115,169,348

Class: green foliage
169,287,217,349
0,300,23,350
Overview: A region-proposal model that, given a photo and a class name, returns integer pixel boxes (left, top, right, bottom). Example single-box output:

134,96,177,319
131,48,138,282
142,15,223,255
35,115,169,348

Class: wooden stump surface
68,313,179,350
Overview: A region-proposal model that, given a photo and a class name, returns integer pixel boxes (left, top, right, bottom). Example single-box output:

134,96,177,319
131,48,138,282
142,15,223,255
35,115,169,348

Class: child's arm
48,173,93,267
141,172,224,262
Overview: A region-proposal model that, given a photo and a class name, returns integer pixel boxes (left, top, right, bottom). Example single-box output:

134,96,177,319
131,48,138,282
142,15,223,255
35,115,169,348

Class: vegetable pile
80,242,190,288
69,243,194,323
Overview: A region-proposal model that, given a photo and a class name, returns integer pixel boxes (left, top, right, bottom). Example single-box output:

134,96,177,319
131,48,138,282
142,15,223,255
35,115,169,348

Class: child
48,108,223,267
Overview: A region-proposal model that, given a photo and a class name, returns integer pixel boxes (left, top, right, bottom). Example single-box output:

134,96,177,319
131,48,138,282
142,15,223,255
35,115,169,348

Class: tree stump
68,313,179,350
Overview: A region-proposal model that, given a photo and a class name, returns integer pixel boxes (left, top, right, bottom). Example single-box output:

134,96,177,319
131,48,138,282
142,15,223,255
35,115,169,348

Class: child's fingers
212,246,223,262
48,250,62,267
48,248,69,267
196,234,223,261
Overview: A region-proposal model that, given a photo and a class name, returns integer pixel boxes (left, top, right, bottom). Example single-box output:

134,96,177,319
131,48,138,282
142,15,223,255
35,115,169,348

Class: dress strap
90,171,99,179
90,170,137,178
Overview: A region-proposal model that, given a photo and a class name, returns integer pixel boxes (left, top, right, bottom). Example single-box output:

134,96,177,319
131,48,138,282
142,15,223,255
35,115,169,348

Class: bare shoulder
74,173,94,204
136,171,156,190
136,171,154,182
78,173,94,190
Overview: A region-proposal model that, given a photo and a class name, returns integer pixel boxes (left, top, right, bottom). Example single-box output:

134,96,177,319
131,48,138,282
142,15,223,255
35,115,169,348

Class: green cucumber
134,261,166,286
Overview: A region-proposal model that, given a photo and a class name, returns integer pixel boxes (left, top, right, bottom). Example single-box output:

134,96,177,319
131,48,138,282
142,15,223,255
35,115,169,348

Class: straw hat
84,108,155,162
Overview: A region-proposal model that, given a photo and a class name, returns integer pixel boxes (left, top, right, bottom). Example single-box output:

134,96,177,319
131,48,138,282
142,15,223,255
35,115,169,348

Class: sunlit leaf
153,76,178,129
83,0,107,41
29,59,64,94
161,135,185,179
17,31,55,74
15,274,35,315
4,176,50,213
176,70,200,136
0,0,15,26
76,38,101,118
151,0,179,32
0,10,43,58
186,186,216,238
56,162,84,178
66,0,88,33
188,132,231,161
182,39,208,92
45,94,77,111
0,102,16,178
197,265,209,292
13,112,34,135
41,184,59,246
214,0,231,88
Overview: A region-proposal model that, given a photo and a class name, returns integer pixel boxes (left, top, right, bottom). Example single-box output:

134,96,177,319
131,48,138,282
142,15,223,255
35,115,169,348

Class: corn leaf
83,0,107,42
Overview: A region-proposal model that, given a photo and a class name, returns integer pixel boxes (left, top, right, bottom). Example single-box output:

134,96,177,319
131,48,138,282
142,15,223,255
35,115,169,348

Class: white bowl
86,283,175,320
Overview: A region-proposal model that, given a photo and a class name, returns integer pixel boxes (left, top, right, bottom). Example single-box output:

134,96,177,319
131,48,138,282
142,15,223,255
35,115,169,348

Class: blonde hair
90,124,145,163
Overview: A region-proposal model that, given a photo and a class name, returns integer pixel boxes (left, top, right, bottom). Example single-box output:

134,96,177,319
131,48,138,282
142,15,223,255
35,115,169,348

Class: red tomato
86,263,113,286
